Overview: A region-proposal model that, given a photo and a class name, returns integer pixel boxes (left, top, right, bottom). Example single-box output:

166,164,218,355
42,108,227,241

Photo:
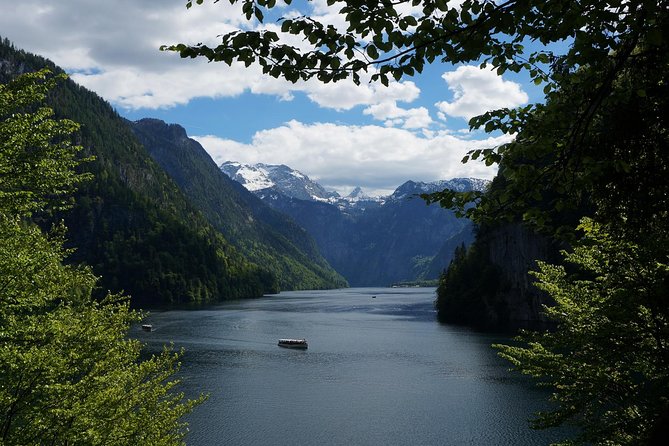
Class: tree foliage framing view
167,1,669,444
0,69,204,445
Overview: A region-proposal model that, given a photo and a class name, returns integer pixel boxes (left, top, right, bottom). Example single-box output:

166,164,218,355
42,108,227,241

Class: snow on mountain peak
389,178,490,201
220,161,339,201
221,161,489,206
220,162,274,191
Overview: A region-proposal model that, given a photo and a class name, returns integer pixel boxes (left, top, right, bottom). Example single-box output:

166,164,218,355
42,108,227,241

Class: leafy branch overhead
169,0,656,90
168,2,669,444
165,0,667,233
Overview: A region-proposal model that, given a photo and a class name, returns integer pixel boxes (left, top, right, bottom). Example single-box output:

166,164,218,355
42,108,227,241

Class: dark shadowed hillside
261,184,474,286
0,39,276,305
130,118,346,290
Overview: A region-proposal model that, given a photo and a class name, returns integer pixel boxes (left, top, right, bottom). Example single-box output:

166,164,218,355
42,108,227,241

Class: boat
141,324,153,332
278,338,308,349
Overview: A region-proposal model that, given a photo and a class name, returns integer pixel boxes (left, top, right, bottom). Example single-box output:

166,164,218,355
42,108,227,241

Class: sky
0,0,544,196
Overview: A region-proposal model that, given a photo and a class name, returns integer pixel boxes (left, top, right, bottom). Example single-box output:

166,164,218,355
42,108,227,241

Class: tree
0,69,90,216
166,0,664,89
434,241,507,327
495,220,669,445
0,70,203,444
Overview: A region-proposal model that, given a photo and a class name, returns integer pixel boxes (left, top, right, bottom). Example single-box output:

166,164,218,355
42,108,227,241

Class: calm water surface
138,288,565,445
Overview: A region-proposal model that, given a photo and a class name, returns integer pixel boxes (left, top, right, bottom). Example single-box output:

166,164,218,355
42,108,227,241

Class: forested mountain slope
130,118,346,290
0,39,275,305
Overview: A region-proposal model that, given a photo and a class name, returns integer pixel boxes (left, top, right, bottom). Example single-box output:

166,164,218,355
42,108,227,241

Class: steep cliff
436,222,561,329
483,224,559,325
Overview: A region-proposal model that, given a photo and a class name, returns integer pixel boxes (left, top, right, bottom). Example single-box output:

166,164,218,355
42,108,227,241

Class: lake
137,287,566,445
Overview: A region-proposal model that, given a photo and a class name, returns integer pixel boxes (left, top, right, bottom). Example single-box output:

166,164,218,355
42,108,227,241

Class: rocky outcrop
436,222,562,330
482,223,560,326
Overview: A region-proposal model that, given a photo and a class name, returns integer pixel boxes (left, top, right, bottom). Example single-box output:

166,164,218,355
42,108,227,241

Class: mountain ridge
221,161,488,209
0,39,277,305
221,161,484,286
130,118,347,290
221,161,340,201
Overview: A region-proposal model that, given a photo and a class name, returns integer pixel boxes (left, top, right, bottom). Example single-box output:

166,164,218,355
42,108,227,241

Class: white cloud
70,61,256,109
1,0,523,194
363,102,432,129
0,0,426,119
435,65,529,120
310,0,351,34
303,77,420,111
195,120,511,195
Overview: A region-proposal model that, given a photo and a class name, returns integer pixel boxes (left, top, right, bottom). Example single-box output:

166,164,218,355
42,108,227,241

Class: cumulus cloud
71,60,288,109
435,65,529,120
4,1,530,132
195,120,511,196
0,1,525,193
0,0,423,119
363,102,432,129
303,77,420,111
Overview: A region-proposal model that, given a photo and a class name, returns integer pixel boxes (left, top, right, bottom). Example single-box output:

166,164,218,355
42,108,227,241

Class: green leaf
647,28,662,46
366,45,379,60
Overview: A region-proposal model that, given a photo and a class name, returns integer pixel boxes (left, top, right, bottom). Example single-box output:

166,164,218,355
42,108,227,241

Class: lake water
137,288,566,445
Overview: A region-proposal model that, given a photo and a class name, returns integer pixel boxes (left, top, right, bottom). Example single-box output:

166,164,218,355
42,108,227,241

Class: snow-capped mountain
389,178,489,201
220,161,340,201
221,161,488,205
220,161,488,286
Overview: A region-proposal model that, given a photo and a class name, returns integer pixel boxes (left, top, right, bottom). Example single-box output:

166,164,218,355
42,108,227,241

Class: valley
221,162,485,286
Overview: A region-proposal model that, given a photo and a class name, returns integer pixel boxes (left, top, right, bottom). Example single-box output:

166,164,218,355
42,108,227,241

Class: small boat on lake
278,338,308,349
141,324,153,332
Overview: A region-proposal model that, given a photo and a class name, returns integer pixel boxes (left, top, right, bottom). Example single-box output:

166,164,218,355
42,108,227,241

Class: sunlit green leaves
495,220,669,444
0,216,205,445
0,71,204,445
0,69,91,216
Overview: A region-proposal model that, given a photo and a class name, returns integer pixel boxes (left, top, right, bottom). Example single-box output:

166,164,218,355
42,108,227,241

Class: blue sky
0,0,545,196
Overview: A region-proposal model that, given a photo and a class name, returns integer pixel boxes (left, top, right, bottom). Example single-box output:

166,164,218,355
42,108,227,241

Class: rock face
435,221,561,330
482,223,559,326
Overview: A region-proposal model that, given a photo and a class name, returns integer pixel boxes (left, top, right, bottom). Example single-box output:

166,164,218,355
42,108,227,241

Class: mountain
346,186,367,200
388,178,489,199
221,162,340,201
129,118,347,290
0,39,276,306
222,162,485,286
